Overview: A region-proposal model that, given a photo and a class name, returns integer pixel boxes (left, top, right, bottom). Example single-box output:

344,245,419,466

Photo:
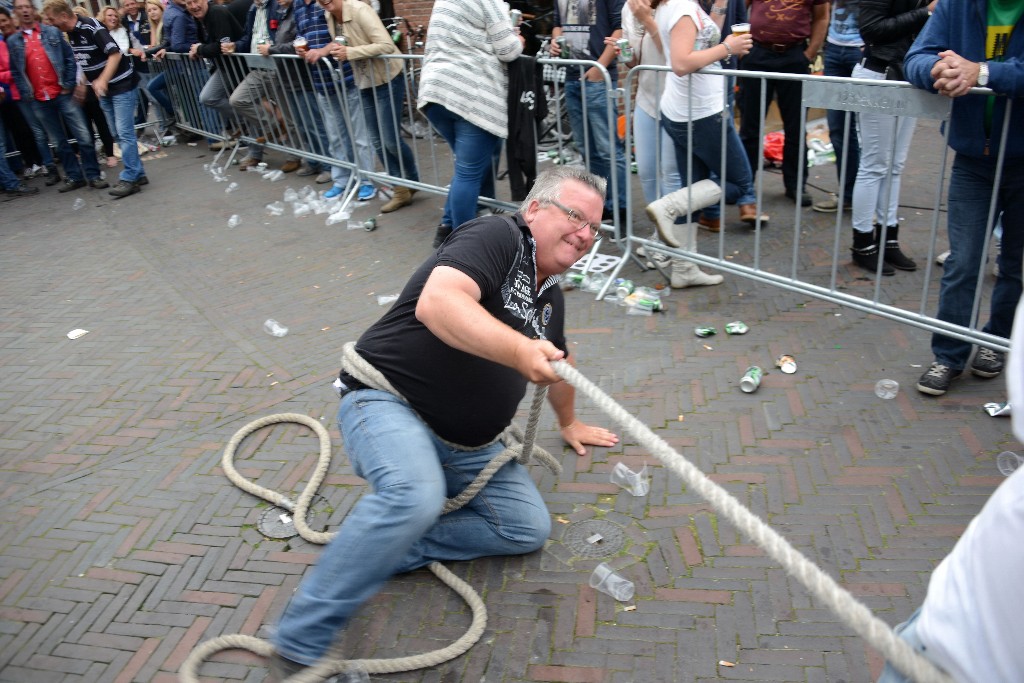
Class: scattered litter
263,319,288,337
67,329,89,340
321,326,331,331
612,278,635,297
718,661,735,668
589,562,634,602
586,533,604,545
283,187,299,202
776,354,797,374
376,294,399,306
269,381,279,386
702,344,713,350
678,414,684,422
225,182,238,193
984,402,1012,417
293,203,312,217
724,321,749,335
997,451,1023,477
265,201,285,216
556,517,569,524
695,326,716,338
610,462,649,496
326,210,351,226
72,198,86,211
623,605,637,612
740,366,764,393
874,379,899,400
227,214,240,228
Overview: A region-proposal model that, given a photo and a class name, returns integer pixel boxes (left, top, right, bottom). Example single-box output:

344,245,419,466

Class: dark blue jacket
237,0,281,53
7,23,77,101
904,0,1024,158
165,1,198,53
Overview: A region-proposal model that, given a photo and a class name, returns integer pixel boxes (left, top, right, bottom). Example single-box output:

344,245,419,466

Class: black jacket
195,4,244,71
858,0,931,73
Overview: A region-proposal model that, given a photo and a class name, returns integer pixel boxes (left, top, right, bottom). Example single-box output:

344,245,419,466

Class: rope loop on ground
549,359,954,683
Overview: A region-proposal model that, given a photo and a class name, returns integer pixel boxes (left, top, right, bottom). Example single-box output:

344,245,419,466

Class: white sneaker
936,250,950,266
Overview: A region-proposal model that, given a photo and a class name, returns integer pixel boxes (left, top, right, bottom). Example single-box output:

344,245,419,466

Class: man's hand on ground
560,420,619,455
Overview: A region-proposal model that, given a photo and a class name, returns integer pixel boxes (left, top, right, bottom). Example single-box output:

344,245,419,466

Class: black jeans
737,43,810,194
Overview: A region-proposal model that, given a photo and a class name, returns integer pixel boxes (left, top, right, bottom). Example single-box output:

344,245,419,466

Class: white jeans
852,64,917,234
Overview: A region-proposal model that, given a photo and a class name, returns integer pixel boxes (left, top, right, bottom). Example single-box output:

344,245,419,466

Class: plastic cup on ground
610,461,649,496
263,319,288,337
874,379,899,399
997,451,1023,477
589,562,634,602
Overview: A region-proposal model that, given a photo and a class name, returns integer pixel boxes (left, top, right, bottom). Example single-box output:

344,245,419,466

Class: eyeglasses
546,199,599,238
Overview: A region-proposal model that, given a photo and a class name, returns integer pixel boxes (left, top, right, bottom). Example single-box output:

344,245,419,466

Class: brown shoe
738,203,769,225
280,159,301,173
238,156,261,171
697,214,720,232
380,186,416,213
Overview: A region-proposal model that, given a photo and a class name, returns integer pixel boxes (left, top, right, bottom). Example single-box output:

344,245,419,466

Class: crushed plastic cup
996,451,1023,477
874,379,899,399
337,665,370,683
984,402,1012,417
299,185,317,201
610,461,649,496
72,197,86,211
776,354,797,374
377,294,399,306
347,219,368,230
225,182,238,193
265,201,285,216
292,203,311,217
589,562,634,602
283,187,299,202
227,214,240,228
263,319,288,337
325,210,351,226
263,169,284,181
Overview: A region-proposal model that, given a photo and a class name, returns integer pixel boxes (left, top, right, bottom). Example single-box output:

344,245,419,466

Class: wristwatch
978,62,989,87
711,5,727,14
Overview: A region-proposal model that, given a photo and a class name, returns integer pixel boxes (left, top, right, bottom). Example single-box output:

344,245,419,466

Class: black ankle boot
878,223,918,271
432,224,452,248
852,228,895,276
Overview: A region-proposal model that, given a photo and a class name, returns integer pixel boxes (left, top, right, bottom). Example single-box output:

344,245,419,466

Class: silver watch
978,62,989,87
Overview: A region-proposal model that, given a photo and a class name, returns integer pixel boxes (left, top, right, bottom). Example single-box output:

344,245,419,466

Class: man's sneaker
58,178,87,193
238,155,261,171
935,250,950,266
5,183,39,198
324,184,344,199
109,179,141,199
44,167,62,186
812,195,851,213
357,182,376,201
970,347,1005,378
296,163,318,177
315,170,332,184
89,178,109,189
916,362,961,396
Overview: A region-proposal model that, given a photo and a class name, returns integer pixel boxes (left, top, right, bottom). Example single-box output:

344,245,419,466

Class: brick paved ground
1,119,1017,683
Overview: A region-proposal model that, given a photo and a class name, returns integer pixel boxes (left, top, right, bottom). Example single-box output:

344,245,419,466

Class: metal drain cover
257,494,330,539
562,519,626,557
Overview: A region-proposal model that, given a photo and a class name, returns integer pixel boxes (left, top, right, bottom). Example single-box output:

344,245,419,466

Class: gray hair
519,167,607,213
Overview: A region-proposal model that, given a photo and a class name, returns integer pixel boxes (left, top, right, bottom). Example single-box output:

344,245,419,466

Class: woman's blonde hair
146,0,163,45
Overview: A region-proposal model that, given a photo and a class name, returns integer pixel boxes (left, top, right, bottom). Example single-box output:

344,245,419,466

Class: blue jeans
564,78,627,211
632,106,680,204
145,72,175,129
361,75,419,183
272,390,551,665
0,115,21,190
424,103,501,230
876,608,929,683
824,43,862,202
31,94,101,182
931,153,1024,370
99,88,146,183
662,111,757,216
16,99,56,170
315,88,355,190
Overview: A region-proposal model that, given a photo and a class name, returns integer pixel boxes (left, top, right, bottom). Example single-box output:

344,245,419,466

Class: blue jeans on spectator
931,153,1024,370
285,88,327,173
876,608,930,683
361,75,418,183
99,89,146,183
272,389,550,665
315,88,355,190
17,99,56,171
424,103,501,230
633,106,680,204
662,111,757,218
823,43,862,202
32,94,101,182
146,72,175,131
339,80,375,184
0,116,22,190
564,78,627,211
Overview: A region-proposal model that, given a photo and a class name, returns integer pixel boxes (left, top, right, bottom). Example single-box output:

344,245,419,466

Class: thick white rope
550,360,954,683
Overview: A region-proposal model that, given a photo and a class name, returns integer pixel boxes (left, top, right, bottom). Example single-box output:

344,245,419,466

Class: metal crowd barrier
146,50,1012,352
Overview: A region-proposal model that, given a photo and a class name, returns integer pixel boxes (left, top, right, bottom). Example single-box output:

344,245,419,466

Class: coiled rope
548,359,953,683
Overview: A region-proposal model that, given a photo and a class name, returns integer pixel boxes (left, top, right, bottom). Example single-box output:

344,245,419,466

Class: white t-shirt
656,0,724,123
914,296,1024,683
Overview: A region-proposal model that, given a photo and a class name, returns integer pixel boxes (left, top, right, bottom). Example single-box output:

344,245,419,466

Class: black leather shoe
785,189,813,207
44,168,62,186
58,178,87,193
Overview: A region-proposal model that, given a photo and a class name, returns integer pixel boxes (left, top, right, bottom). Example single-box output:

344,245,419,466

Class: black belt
861,56,890,73
754,40,806,53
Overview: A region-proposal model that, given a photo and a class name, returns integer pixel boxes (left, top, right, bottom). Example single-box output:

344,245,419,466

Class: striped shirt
292,0,334,92
417,0,522,138
66,16,137,96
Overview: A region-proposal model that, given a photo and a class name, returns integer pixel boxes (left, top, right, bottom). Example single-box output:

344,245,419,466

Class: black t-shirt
67,17,138,96
344,214,568,447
